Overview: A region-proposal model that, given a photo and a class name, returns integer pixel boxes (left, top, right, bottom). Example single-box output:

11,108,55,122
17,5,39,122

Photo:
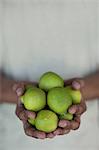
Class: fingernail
69,106,77,114
58,120,68,128
26,111,36,119
16,88,23,96
72,81,80,90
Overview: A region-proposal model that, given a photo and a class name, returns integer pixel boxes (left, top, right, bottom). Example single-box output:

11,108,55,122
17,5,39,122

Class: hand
58,78,86,130
13,79,86,139
49,78,86,137
13,82,47,139
13,82,70,139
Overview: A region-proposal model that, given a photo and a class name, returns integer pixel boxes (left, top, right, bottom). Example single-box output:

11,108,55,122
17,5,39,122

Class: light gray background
0,0,99,150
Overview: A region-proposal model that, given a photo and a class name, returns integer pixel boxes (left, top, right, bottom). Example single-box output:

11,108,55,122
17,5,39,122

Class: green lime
47,87,72,115
23,87,46,111
35,110,58,133
20,95,24,103
59,113,73,121
65,86,81,104
39,72,64,91
28,118,35,126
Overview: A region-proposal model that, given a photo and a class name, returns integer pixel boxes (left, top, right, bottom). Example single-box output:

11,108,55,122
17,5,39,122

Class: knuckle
71,121,80,130
63,129,70,134
19,110,27,121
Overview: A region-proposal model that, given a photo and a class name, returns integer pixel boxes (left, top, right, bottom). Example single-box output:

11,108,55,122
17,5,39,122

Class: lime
47,87,72,115
35,110,58,133
23,87,46,111
28,118,35,126
65,86,81,104
39,72,64,91
20,95,24,103
59,113,73,121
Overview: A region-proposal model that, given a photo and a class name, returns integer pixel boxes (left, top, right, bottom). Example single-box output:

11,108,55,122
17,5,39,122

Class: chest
1,1,98,80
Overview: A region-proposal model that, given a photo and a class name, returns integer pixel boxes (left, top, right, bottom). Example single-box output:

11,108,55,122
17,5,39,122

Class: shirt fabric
0,0,99,150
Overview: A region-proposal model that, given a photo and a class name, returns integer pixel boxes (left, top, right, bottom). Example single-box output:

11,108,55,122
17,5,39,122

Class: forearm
0,74,18,104
1,71,99,104
82,72,99,100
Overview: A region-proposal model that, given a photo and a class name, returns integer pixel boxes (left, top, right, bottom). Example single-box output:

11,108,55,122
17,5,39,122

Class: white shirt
0,0,99,150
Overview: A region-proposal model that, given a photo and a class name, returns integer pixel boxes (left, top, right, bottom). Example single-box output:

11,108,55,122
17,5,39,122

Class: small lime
47,87,72,115
39,72,64,91
23,87,46,111
28,118,35,126
35,110,58,133
59,113,73,121
65,86,81,104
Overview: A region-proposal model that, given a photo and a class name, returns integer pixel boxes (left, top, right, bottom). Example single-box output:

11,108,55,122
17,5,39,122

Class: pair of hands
13,78,86,139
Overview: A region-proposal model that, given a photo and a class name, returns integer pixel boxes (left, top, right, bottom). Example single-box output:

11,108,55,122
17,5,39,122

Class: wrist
0,74,18,104
81,76,99,101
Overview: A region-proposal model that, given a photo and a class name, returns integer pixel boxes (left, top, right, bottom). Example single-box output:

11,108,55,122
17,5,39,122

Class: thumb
72,78,85,90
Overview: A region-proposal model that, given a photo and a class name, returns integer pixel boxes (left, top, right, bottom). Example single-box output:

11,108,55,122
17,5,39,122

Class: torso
0,0,99,150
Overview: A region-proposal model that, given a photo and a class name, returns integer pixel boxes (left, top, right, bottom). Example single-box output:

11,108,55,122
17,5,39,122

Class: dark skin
0,71,99,139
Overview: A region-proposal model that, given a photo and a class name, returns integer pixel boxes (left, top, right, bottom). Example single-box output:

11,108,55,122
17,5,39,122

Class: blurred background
0,0,99,150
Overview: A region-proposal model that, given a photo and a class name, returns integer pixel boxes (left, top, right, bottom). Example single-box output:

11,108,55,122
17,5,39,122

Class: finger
53,127,70,136
16,103,36,121
16,87,25,97
13,82,37,92
32,130,46,139
72,79,85,90
13,83,25,94
74,115,81,124
62,128,70,134
15,98,28,120
53,128,64,136
70,120,80,130
26,110,36,119
64,78,77,86
75,101,87,115
13,82,38,97
15,104,28,121
70,114,81,130
23,122,36,137
17,97,22,106
46,133,55,138
23,122,46,139
68,101,86,115
77,103,86,115
68,105,78,114
64,78,84,90
15,104,24,117
23,121,32,129
19,110,28,121
58,120,71,129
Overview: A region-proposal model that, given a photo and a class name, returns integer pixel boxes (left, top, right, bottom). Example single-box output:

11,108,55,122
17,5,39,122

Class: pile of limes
21,72,81,133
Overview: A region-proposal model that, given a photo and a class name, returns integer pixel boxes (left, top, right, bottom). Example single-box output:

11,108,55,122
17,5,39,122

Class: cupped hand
49,78,86,137
13,82,47,139
13,79,86,139
58,78,86,130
